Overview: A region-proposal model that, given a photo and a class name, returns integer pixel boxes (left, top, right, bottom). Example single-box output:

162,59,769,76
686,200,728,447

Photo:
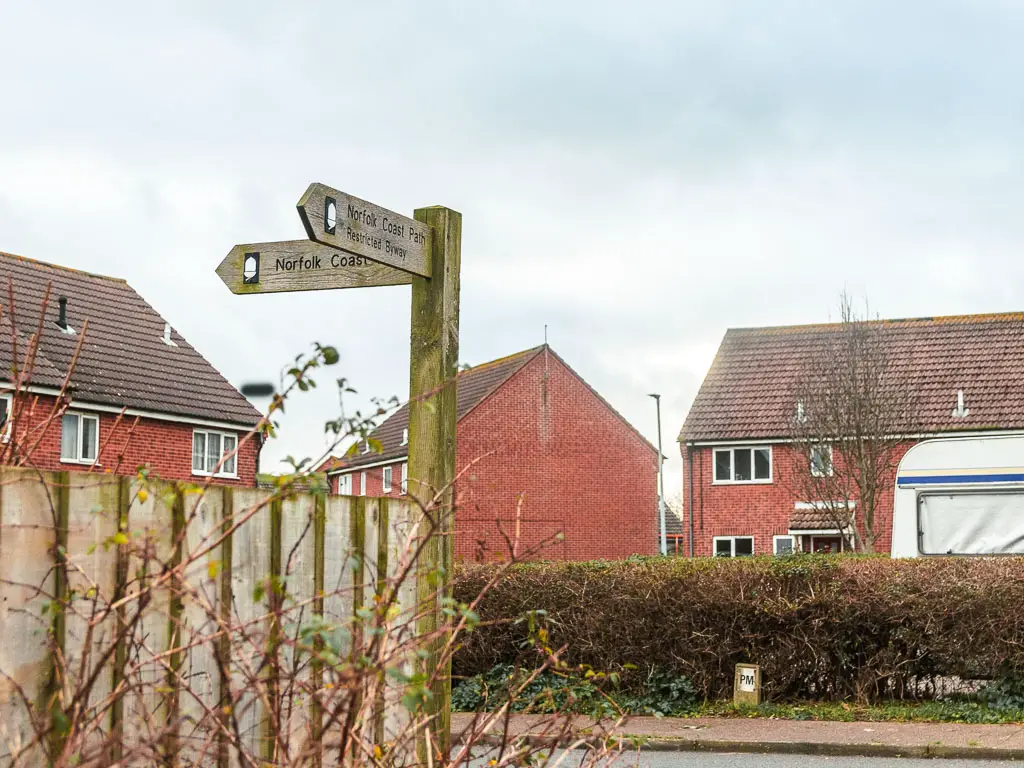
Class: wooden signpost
217,184,460,761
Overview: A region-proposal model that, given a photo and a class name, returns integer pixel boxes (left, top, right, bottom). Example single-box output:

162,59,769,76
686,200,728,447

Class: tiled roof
681,312,1024,443
321,346,545,472
665,508,684,535
0,251,262,427
789,506,846,531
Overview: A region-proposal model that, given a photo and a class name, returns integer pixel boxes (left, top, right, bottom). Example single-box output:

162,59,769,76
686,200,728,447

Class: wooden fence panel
62,473,120,758
0,471,60,767
121,480,175,763
225,487,269,765
280,492,317,762
384,499,418,755
0,469,420,767
179,488,225,763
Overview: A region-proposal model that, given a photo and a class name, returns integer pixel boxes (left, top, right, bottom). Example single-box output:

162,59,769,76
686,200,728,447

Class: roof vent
952,390,969,418
162,322,178,347
401,428,408,446
55,296,75,335
795,400,806,424
361,439,371,454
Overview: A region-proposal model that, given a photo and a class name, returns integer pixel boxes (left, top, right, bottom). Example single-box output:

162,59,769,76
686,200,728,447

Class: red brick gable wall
457,350,657,561
332,351,659,561
6,394,258,485
679,441,914,556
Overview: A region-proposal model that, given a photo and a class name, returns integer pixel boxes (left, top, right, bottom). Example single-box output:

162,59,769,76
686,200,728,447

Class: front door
811,535,843,553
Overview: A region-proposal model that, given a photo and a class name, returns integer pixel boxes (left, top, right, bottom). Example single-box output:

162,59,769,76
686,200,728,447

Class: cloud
3,0,1024,506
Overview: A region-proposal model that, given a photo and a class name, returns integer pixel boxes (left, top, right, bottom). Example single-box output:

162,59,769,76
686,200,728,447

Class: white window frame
61,411,100,465
0,393,11,443
338,474,352,495
773,535,796,555
810,443,834,478
359,471,367,496
713,536,754,557
382,465,393,493
191,429,239,478
712,447,772,485
401,462,408,494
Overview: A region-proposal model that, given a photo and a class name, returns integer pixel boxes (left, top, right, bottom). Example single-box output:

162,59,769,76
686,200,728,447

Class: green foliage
452,664,696,717
620,668,699,716
979,676,1024,712
701,699,1024,724
451,663,619,716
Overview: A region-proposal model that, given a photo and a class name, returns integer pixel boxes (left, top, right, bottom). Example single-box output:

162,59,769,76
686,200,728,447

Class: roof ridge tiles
728,311,1024,335
0,250,128,284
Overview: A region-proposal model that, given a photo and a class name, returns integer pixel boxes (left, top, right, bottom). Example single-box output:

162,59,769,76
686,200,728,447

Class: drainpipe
687,443,695,558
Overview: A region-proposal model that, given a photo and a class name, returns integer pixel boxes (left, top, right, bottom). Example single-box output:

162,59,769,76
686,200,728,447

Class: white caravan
892,435,1024,557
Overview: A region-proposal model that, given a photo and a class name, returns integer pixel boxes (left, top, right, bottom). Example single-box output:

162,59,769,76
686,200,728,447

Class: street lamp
649,393,667,556
240,382,276,398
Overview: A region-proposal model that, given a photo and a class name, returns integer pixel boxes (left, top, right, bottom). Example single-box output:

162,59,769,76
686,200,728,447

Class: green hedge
452,555,1024,702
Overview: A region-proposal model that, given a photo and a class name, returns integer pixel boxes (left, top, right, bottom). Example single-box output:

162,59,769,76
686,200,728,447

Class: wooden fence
0,467,420,766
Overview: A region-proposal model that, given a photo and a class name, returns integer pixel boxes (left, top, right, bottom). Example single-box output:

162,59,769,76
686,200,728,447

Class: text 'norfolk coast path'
298,182,431,277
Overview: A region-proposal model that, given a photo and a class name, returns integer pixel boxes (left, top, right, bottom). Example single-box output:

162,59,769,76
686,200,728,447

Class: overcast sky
2,1,1024,497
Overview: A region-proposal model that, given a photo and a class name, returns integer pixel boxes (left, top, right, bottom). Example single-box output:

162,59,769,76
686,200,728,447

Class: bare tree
789,293,919,553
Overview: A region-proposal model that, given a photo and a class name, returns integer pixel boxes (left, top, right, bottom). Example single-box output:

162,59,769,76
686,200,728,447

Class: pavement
452,713,1024,761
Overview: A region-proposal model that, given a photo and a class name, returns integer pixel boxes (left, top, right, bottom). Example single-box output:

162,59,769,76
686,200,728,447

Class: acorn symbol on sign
243,252,260,284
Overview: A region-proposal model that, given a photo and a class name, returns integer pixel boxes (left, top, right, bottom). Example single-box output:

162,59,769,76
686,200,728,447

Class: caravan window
919,491,1024,555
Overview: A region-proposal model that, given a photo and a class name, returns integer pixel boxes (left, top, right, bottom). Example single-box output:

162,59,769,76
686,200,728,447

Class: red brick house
0,251,262,484
322,345,659,561
677,313,1024,557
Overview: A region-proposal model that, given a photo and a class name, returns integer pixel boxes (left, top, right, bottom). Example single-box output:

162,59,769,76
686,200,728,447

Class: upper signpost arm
297,183,433,278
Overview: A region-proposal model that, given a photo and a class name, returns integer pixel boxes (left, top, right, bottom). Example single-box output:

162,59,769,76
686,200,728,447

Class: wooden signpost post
217,184,460,761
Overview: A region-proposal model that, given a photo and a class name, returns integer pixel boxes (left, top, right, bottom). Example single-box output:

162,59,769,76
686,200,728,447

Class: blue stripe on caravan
898,473,1024,486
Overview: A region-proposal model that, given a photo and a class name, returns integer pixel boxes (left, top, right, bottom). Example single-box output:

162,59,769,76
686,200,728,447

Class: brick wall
332,351,659,562
6,394,259,485
678,441,914,556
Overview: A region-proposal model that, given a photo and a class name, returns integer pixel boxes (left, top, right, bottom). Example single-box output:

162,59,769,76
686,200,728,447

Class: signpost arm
407,205,461,761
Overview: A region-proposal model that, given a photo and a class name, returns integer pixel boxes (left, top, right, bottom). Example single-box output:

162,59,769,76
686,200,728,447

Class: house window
382,465,393,493
810,444,833,477
0,394,11,441
401,462,408,494
713,447,771,483
192,430,238,477
61,412,99,464
359,471,367,496
713,536,754,557
773,535,796,555
338,474,352,495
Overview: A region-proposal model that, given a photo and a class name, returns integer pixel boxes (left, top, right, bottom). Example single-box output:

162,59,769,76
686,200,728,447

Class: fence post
109,476,131,763
40,472,71,765
409,205,461,760
162,487,186,766
260,496,284,763
310,491,326,768
216,487,234,768
373,497,390,748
